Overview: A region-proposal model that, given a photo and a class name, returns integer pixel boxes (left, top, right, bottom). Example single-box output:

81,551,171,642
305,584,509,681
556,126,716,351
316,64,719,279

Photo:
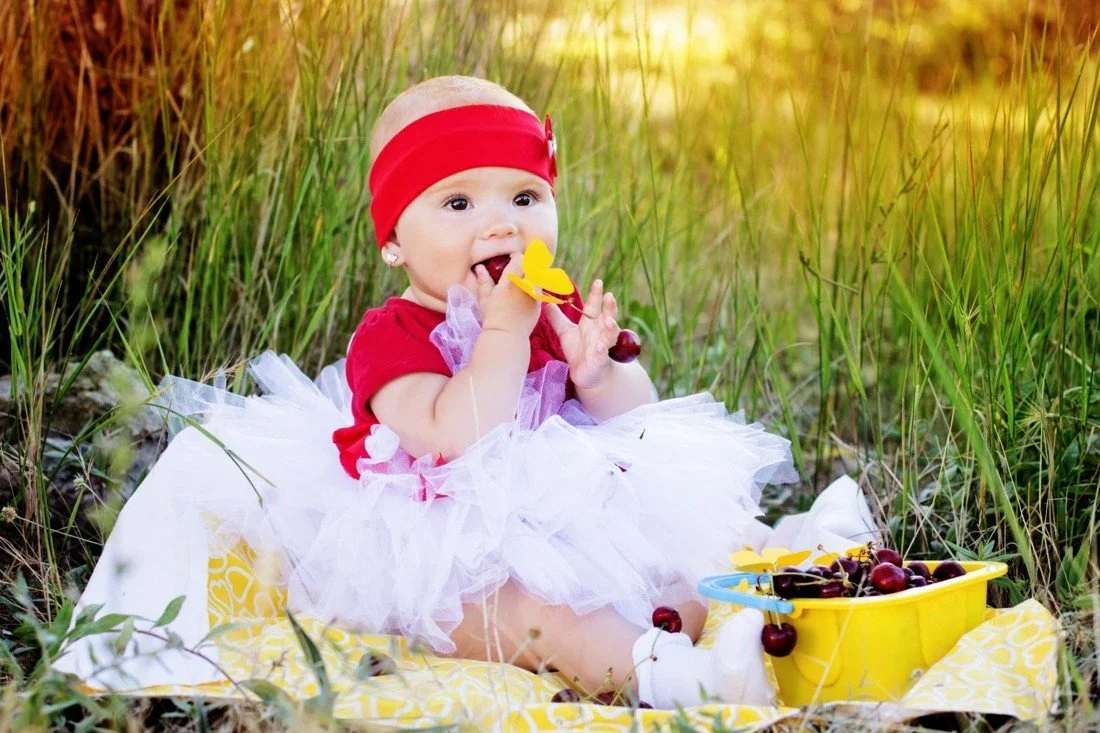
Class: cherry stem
563,300,596,320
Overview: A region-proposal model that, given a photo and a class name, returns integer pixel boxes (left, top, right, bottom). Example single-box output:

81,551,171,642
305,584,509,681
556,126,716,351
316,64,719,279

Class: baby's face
388,166,558,310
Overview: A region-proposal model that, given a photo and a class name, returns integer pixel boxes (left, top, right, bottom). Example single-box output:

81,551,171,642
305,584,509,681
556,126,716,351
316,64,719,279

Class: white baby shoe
631,608,775,708
711,608,775,706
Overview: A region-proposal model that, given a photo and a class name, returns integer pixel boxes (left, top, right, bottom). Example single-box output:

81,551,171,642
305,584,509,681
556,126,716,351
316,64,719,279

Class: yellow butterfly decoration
812,544,873,567
507,239,575,304
729,547,812,572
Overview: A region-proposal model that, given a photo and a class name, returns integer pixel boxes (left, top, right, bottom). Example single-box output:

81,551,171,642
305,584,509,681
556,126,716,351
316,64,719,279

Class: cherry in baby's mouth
473,254,513,283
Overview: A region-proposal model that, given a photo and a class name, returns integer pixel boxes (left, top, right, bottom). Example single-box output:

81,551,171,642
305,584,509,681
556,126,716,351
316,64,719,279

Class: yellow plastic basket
698,560,1008,705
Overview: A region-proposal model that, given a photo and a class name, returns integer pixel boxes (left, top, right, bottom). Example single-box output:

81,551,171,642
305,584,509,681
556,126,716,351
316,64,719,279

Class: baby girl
57,75,828,708
326,75,792,706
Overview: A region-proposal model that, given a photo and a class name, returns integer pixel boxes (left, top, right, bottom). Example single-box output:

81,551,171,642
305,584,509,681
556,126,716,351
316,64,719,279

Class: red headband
369,104,557,248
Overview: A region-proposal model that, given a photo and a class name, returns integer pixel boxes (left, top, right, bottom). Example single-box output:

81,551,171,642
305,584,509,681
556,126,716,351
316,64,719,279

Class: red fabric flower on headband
545,115,557,181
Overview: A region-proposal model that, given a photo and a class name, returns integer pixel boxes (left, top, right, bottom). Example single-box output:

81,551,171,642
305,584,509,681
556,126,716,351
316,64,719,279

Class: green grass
1,0,1098,729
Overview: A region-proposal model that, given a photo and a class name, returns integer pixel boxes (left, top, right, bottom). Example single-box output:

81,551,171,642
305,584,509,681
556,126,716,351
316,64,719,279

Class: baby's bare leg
447,579,711,694
448,580,648,694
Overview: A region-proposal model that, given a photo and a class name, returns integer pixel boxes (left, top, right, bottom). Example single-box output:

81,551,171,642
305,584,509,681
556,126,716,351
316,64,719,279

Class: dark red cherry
477,254,513,283
772,576,798,599
357,651,397,677
817,580,845,599
829,557,855,575
761,622,797,657
651,606,682,633
637,701,653,709
932,561,967,582
907,561,932,580
876,548,903,567
830,557,863,585
594,691,619,706
907,575,928,589
609,329,643,363
551,688,581,703
772,566,801,599
870,563,907,594
791,565,828,595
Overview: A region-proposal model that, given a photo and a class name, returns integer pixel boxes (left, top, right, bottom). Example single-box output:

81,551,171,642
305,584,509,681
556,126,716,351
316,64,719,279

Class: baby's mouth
472,254,512,283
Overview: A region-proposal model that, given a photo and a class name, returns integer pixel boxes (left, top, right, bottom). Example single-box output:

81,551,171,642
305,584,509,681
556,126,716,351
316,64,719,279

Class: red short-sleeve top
332,287,585,478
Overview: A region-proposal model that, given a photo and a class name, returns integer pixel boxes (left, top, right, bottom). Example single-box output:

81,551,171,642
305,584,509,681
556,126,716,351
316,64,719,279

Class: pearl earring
383,251,398,266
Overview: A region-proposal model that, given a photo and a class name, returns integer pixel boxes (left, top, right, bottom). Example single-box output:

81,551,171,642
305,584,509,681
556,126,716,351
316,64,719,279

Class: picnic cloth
57,539,1059,730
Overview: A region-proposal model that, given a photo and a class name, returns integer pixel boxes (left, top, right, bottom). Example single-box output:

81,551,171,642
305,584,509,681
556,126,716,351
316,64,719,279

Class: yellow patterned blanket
80,543,1059,730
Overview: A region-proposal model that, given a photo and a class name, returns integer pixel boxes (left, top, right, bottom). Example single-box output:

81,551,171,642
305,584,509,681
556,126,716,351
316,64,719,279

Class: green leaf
1072,594,1098,611
0,639,23,682
199,621,244,645
112,617,135,655
242,678,297,724
154,595,186,627
71,603,104,630
51,600,75,639
1056,542,1091,601
286,611,333,714
69,613,131,642
244,678,289,704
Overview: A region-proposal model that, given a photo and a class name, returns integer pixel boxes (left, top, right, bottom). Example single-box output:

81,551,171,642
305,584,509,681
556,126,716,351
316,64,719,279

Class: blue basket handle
697,572,795,615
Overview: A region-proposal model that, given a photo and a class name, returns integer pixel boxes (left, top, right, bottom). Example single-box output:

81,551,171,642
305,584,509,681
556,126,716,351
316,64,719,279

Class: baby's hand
545,279,620,389
476,253,541,336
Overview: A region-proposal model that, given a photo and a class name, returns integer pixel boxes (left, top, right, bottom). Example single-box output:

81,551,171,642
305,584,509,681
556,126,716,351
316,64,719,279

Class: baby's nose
481,219,519,239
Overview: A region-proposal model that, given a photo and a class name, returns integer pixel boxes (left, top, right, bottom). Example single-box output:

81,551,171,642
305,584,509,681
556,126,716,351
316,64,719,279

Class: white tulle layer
146,289,800,654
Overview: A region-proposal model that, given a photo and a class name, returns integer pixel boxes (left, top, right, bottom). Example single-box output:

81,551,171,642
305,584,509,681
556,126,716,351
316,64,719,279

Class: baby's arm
370,329,530,460
371,255,540,460
573,360,656,421
546,280,657,421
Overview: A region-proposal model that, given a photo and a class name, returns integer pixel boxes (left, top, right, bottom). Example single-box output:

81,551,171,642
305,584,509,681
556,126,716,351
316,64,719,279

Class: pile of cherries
477,254,643,363
759,545,968,657
770,546,966,602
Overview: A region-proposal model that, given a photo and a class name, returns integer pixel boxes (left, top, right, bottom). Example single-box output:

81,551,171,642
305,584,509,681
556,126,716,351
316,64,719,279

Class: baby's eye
445,196,469,211
513,189,539,206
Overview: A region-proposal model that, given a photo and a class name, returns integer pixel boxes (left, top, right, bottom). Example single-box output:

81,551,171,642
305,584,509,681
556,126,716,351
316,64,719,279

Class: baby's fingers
602,313,619,344
604,291,618,319
475,265,493,302
545,303,575,338
584,279,604,318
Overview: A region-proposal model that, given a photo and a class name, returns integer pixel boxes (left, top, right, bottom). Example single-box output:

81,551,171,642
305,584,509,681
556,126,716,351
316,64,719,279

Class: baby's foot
631,609,776,708
711,608,776,706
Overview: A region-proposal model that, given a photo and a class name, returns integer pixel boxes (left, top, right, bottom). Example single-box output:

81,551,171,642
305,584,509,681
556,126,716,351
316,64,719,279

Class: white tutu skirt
140,287,801,653
71,288,802,664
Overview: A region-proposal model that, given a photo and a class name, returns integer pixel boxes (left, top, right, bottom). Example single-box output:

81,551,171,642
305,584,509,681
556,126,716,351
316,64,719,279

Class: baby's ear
380,240,402,266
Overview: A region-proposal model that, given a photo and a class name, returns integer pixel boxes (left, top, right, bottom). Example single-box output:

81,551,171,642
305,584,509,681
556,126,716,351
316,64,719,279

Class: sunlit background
1,1,1098,727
